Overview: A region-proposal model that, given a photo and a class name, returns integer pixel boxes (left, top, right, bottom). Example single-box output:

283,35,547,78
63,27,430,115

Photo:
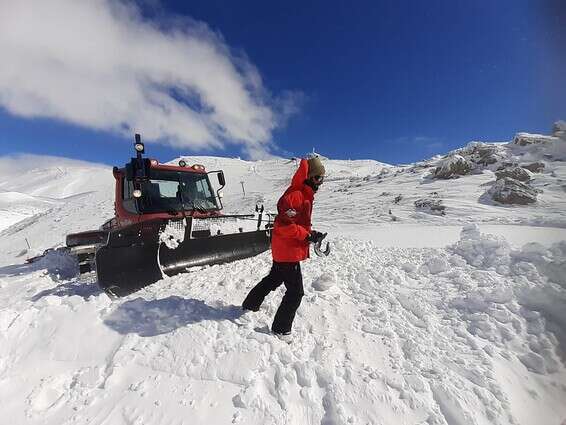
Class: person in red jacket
242,156,326,336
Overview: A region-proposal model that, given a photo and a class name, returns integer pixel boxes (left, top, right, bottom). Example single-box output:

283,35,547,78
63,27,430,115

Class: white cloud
0,153,108,180
387,136,442,146
0,0,291,157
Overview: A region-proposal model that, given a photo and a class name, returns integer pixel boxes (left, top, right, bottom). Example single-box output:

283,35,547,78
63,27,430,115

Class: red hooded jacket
271,159,314,262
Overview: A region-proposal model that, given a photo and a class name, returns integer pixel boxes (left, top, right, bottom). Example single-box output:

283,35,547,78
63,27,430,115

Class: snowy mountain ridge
0,131,565,425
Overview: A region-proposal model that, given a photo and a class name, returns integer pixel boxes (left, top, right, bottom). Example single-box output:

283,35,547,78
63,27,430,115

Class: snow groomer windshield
129,169,219,213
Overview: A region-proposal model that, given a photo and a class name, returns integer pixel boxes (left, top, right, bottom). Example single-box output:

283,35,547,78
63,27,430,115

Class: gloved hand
307,230,326,244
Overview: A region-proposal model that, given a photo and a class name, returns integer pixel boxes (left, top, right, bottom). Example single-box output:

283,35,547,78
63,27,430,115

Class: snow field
1,134,566,424
1,226,565,424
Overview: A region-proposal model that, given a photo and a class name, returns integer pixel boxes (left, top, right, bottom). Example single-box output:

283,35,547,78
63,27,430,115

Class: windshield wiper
175,178,190,220
191,199,209,213
178,181,209,213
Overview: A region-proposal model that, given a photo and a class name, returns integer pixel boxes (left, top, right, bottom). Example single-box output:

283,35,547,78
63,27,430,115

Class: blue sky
0,0,564,165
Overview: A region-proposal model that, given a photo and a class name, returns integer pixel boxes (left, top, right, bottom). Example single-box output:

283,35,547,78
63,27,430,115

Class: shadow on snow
103,296,244,337
30,278,102,301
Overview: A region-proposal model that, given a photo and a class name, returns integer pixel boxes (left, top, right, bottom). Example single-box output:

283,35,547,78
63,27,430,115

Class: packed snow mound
1,226,565,425
449,225,566,374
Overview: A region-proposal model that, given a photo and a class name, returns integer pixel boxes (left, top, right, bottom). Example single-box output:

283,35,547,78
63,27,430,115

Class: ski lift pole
256,204,264,230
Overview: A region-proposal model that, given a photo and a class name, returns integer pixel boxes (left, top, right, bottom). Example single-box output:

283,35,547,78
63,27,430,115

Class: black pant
242,262,304,333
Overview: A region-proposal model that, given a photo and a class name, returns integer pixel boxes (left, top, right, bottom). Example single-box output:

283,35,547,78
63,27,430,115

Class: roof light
133,189,142,198
134,133,145,154
179,160,187,167
192,164,205,171
150,159,159,166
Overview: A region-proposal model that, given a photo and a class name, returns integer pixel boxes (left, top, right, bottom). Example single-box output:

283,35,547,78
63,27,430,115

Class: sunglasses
312,175,325,184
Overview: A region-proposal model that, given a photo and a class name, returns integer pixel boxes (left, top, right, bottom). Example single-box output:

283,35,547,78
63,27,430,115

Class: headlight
133,189,142,198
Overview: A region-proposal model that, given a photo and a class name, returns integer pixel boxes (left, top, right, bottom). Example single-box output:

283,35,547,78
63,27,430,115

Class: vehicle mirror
217,171,226,187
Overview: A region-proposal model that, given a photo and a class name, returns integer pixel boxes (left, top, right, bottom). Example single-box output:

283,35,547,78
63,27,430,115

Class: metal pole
240,181,246,198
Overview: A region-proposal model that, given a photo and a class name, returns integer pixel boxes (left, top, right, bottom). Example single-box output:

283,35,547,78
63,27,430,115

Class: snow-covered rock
458,142,506,167
509,132,566,162
414,198,446,215
489,177,538,205
433,154,472,179
495,166,533,182
521,162,545,173
513,132,557,146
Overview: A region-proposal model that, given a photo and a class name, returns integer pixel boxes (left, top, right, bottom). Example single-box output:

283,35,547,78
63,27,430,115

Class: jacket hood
289,159,309,189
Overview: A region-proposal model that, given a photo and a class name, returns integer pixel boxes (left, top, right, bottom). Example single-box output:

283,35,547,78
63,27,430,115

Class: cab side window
195,178,212,199
122,178,138,213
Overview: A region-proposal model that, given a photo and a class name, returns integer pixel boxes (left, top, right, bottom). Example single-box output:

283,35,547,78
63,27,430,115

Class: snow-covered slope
0,133,565,425
0,155,112,240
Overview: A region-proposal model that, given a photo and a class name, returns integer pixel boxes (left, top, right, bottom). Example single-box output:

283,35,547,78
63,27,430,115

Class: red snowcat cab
66,134,271,296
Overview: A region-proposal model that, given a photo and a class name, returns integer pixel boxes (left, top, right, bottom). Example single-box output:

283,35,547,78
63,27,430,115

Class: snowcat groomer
66,134,272,296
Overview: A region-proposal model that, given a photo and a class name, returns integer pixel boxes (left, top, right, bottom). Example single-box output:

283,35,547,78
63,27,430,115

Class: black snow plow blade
95,217,270,296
